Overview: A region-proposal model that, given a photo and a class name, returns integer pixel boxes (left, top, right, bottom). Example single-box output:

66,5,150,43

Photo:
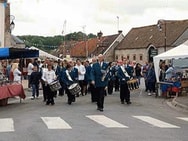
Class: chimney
118,30,122,34
97,31,103,39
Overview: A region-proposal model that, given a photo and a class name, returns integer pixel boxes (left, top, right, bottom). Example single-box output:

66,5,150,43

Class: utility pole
82,25,88,59
117,16,119,32
62,20,66,58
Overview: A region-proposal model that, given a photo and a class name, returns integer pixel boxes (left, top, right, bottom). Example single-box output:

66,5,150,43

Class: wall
115,48,147,65
104,33,124,62
0,3,5,47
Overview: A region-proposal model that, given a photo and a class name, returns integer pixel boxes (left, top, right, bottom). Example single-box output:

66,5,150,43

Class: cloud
8,0,188,36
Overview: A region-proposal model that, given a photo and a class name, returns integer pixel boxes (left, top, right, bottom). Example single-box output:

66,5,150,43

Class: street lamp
157,19,166,52
7,15,15,33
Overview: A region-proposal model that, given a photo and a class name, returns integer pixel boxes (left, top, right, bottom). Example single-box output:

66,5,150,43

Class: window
127,55,130,60
121,55,124,60
133,54,136,60
139,54,143,61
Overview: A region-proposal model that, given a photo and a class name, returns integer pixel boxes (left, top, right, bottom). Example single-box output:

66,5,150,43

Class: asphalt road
0,79,188,141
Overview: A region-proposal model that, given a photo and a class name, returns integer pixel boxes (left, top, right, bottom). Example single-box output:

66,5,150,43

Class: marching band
2,54,142,111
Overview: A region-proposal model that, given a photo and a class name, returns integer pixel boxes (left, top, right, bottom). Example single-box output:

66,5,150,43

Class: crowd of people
0,54,163,111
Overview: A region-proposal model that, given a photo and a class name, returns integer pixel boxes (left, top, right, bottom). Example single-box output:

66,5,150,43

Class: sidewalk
170,94,188,112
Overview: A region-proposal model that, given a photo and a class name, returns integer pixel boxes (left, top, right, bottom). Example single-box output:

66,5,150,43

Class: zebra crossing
0,115,187,132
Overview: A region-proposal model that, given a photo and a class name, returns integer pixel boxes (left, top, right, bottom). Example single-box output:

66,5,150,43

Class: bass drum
68,83,81,95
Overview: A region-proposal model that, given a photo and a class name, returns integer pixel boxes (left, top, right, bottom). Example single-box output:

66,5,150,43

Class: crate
181,79,188,88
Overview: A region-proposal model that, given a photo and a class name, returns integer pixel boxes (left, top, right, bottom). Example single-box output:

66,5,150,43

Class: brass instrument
101,66,110,81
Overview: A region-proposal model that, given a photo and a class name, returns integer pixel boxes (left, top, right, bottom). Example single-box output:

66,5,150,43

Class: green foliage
18,32,97,52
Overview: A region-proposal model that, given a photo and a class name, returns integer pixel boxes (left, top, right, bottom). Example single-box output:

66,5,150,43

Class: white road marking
86,115,128,128
133,116,180,128
177,117,188,122
41,117,72,129
0,118,14,132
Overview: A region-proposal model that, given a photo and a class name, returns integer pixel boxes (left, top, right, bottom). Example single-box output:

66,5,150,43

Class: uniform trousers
41,83,47,101
65,87,75,104
108,79,114,94
120,82,130,103
115,76,120,91
95,87,105,109
46,85,55,105
78,80,84,95
90,83,97,102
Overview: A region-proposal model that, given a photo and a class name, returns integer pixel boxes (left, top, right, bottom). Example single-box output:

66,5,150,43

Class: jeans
31,84,39,98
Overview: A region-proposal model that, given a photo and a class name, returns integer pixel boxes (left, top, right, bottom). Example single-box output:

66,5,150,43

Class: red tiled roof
70,34,120,58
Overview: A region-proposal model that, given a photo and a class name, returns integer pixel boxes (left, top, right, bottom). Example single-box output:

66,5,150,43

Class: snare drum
127,79,139,90
68,83,81,95
49,80,62,92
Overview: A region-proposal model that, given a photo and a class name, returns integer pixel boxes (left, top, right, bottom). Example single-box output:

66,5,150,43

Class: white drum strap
66,70,73,82
120,66,130,78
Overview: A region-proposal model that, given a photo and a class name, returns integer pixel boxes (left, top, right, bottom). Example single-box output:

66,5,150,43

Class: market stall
153,44,188,97
29,46,61,60
0,47,39,105
0,47,39,59
0,82,26,106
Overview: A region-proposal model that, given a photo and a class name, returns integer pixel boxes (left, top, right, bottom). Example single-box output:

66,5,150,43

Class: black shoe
127,101,131,105
51,103,55,105
76,94,79,97
31,97,35,100
99,108,103,112
68,101,72,105
46,102,50,105
121,101,124,104
97,108,103,112
72,98,75,102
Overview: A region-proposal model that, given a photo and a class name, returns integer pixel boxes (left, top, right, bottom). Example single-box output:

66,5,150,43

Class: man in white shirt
75,59,86,96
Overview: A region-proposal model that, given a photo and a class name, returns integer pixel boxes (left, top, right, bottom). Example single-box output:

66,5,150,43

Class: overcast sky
8,0,188,36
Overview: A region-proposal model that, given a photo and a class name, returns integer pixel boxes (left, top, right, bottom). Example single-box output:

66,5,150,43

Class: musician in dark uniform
55,60,65,96
61,61,78,105
117,59,133,104
88,57,97,102
90,54,109,112
107,62,116,95
114,61,120,91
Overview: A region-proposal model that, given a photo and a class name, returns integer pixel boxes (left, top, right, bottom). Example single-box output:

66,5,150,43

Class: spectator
146,62,156,96
12,63,22,83
30,66,42,100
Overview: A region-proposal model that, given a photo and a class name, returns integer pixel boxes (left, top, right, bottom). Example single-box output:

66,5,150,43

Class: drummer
42,64,57,105
117,59,133,105
61,61,78,105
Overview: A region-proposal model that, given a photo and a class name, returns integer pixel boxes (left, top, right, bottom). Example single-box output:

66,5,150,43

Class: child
30,66,42,100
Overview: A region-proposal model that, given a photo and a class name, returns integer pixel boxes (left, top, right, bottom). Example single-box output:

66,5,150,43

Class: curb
167,97,188,113
171,97,188,110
